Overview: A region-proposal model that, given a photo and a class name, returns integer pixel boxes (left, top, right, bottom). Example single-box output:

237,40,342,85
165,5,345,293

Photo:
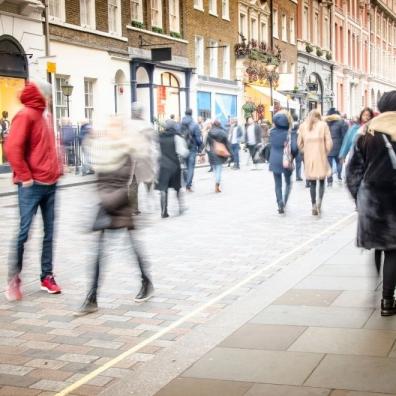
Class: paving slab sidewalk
100,219,396,396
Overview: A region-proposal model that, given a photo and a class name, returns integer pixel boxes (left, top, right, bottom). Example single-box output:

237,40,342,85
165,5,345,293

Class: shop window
49,0,65,21
131,0,143,22
108,0,121,35
55,76,69,122
169,0,180,33
151,0,163,28
160,72,179,87
197,91,211,120
84,79,95,122
215,94,237,126
80,0,95,29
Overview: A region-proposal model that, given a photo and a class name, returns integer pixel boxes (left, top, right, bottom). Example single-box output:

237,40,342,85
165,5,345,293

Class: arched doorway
114,69,128,115
306,72,324,114
0,35,28,165
157,72,180,121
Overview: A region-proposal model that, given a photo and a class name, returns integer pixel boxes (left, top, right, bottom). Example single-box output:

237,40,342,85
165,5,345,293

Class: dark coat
346,126,396,250
95,155,134,230
206,126,232,165
269,113,298,174
325,114,348,157
156,126,182,191
181,115,202,151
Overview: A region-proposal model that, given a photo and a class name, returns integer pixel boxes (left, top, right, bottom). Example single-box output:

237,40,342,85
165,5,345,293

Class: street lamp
265,64,277,119
61,81,74,118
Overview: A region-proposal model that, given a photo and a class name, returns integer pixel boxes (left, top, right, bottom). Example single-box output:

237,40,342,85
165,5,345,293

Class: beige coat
298,120,333,180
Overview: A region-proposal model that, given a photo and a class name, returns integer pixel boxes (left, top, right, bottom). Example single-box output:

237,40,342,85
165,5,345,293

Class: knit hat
377,91,396,113
326,107,339,116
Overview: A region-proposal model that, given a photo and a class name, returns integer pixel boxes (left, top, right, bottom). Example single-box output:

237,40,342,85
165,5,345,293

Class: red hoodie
5,83,61,184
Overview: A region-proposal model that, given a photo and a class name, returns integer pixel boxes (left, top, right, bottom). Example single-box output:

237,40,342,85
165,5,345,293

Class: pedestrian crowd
4,79,396,317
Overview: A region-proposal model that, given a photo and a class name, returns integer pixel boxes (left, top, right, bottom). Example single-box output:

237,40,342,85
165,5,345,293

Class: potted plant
316,47,324,57
242,101,257,121
306,43,314,53
326,51,333,61
170,31,182,39
131,20,144,29
152,26,163,34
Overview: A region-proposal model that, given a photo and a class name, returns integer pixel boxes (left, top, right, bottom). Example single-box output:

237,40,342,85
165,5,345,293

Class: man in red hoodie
5,81,62,301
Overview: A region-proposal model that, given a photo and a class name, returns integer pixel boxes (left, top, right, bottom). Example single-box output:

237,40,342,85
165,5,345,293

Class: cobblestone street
0,162,357,395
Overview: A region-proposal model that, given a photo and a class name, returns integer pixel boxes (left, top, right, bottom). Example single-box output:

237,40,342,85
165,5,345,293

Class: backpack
282,131,295,170
180,123,195,150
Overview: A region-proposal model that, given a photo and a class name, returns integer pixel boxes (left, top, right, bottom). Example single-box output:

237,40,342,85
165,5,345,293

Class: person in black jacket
346,91,396,316
206,120,232,193
324,108,348,186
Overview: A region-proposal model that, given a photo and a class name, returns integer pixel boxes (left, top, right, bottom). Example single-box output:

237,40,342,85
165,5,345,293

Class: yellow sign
47,62,56,74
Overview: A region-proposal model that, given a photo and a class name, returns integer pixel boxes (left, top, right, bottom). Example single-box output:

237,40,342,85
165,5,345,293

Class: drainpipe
270,0,274,50
44,0,50,59
329,2,334,108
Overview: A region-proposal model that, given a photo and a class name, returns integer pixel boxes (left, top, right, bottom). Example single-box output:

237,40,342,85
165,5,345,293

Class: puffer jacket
324,114,348,157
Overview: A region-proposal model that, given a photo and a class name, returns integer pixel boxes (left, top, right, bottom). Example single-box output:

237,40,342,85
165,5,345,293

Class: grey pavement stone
306,354,396,394
30,379,66,391
183,347,324,385
252,305,373,328
245,384,331,396
0,364,34,376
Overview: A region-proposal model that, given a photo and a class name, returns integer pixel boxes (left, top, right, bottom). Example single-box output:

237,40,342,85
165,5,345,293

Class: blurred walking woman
77,116,155,316
298,110,333,215
156,119,189,218
269,111,297,214
346,91,396,316
206,120,232,193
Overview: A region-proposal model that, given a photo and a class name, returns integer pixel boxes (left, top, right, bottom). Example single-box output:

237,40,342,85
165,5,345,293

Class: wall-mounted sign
151,48,172,62
307,82,318,92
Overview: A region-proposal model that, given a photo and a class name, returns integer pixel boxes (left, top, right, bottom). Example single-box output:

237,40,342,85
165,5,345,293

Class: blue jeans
295,153,302,180
327,156,342,184
231,144,240,168
185,150,197,188
9,183,57,281
214,164,222,184
273,171,292,208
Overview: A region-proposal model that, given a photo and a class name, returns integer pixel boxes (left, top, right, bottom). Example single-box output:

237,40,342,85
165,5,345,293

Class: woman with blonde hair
298,109,333,215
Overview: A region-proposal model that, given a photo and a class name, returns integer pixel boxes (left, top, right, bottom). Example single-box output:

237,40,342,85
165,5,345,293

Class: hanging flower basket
306,43,314,53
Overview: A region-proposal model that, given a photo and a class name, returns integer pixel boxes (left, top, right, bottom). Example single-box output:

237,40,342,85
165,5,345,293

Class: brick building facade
296,0,334,118
184,0,240,124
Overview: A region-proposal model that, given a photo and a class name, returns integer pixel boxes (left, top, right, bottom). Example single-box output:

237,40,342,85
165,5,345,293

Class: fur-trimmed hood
367,112,396,141
324,114,342,123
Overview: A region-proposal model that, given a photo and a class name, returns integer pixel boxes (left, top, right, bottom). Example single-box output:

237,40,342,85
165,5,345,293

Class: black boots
134,279,154,303
160,191,169,218
75,290,98,316
381,299,396,316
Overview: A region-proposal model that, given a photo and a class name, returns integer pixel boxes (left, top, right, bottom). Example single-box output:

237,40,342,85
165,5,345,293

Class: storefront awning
249,85,300,110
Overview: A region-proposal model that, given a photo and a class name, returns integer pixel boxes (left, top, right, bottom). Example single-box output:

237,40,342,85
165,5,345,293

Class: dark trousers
295,153,302,179
383,250,396,299
128,175,139,213
247,144,257,164
327,156,342,184
185,150,197,188
9,183,57,281
231,143,240,168
273,171,292,208
89,230,150,296
309,179,325,204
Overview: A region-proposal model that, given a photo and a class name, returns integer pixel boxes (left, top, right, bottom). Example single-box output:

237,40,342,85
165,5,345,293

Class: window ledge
194,7,204,12
50,20,127,41
127,25,189,44
209,11,218,17
222,16,230,21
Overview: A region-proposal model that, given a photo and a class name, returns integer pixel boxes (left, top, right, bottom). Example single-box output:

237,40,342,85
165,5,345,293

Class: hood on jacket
181,115,193,126
367,111,396,141
325,114,342,123
19,83,47,112
273,113,290,130
327,107,340,116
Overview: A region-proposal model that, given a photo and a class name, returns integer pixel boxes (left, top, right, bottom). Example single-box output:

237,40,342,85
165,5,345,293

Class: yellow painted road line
56,212,356,396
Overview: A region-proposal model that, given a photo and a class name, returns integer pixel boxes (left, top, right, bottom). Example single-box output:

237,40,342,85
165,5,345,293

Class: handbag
282,131,295,170
213,140,230,158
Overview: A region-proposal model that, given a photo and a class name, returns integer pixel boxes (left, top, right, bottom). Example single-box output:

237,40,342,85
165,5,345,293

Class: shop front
0,35,29,166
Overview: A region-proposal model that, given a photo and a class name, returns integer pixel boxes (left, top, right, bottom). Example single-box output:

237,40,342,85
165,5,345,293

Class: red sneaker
41,275,61,294
5,275,22,301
